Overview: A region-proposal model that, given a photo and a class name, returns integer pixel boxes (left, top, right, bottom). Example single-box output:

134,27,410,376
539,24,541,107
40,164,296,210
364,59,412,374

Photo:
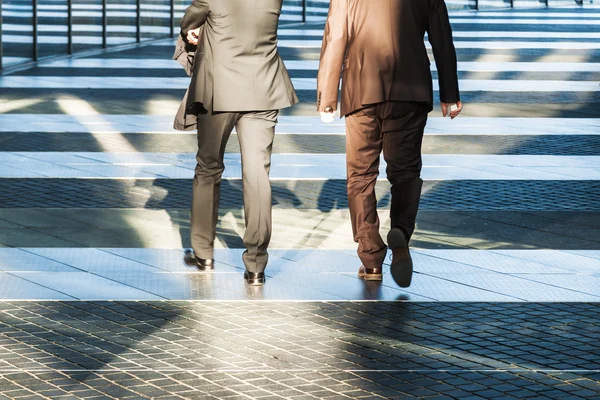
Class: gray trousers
191,109,278,273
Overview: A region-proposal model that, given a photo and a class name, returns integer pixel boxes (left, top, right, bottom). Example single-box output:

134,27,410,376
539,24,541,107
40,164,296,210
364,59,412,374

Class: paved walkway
0,4,599,400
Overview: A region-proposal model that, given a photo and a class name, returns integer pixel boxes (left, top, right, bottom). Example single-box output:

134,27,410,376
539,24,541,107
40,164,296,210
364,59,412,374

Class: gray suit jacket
180,0,299,113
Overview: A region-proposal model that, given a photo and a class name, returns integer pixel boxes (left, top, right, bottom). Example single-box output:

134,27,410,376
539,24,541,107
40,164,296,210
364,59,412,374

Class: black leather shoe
184,249,214,271
244,271,266,286
387,228,413,288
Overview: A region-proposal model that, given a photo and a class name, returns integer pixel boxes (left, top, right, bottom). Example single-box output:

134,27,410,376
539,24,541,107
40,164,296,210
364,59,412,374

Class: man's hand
187,28,200,45
320,106,335,123
441,101,463,119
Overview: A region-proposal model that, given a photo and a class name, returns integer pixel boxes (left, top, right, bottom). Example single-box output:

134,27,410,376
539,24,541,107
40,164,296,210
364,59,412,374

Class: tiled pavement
0,302,599,399
1,3,600,399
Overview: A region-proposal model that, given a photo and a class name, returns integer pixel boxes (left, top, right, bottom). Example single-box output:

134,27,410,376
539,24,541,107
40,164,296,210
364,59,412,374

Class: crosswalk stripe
5,35,599,48
277,29,600,39
1,10,327,20
447,18,600,25
276,40,600,49
5,15,599,25
35,58,600,73
5,30,600,42
3,27,600,40
1,76,597,91
148,39,600,50
0,153,597,180
1,115,597,135
290,78,600,91
449,11,600,18
3,34,170,45
2,23,169,33
1,4,320,12
1,247,598,301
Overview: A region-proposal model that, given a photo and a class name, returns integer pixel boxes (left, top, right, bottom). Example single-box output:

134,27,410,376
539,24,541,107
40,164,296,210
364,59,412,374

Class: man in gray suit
180,0,298,285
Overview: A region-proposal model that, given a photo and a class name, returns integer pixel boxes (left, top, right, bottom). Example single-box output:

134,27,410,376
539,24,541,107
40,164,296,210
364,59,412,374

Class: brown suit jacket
317,0,460,116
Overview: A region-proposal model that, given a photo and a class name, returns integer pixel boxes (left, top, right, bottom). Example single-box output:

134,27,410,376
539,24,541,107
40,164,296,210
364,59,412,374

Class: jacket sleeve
180,0,209,37
427,0,460,103
173,35,193,75
317,0,348,112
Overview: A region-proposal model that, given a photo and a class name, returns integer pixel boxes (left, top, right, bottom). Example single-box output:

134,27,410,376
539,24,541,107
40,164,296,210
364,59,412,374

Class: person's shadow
146,178,304,251
317,179,391,212
303,178,391,250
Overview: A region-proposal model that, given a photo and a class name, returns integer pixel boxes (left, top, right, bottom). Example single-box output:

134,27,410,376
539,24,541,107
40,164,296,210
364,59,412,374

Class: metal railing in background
0,0,592,74
32,0,37,60
67,0,72,54
469,0,591,9
302,0,307,22
0,3,1,72
0,0,182,73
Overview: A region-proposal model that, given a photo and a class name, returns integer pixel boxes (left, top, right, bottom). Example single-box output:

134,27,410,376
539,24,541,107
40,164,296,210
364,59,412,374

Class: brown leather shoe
358,265,383,281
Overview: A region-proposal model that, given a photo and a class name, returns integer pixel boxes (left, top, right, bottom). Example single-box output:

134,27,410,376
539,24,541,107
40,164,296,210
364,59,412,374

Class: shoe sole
245,278,266,286
387,228,413,288
358,272,383,281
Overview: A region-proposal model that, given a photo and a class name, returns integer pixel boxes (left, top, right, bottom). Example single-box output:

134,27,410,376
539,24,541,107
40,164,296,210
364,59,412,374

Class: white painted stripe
290,78,598,92
415,249,600,275
1,76,596,92
452,61,600,72
3,25,598,40
2,34,169,45
3,248,597,274
2,23,171,33
38,58,600,73
449,18,600,25
2,57,30,65
277,5,329,13
447,31,600,39
2,5,597,18
276,29,600,39
2,10,324,21
152,39,600,50
1,10,157,18
2,4,175,11
6,34,598,48
275,39,600,50
2,12,596,23
0,3,323,12
450,11,600,18
451,41,600,49
0,153,598,180
1,115,597,135
2,248,598,301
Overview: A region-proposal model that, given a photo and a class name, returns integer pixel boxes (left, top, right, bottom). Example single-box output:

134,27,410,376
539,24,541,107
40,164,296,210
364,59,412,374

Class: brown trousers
345,101,429,269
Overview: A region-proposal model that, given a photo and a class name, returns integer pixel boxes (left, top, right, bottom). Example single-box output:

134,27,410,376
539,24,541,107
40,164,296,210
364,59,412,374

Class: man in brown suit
317,0,462,287
180,0,298,286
